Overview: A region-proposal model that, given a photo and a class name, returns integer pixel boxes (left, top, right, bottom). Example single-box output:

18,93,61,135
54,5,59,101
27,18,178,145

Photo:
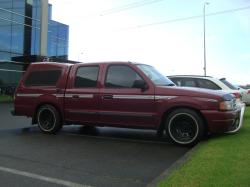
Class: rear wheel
37,105,62,134
165,108,205,146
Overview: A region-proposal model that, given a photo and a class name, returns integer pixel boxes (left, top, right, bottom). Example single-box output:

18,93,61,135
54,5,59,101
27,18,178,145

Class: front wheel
165,108,205,146
37,105,62,134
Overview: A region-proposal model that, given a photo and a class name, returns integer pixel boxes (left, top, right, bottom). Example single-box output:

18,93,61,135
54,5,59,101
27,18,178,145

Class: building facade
0,0,69,89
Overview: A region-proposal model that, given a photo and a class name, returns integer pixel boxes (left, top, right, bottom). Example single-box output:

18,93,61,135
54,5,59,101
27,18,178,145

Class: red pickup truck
12,61,243,146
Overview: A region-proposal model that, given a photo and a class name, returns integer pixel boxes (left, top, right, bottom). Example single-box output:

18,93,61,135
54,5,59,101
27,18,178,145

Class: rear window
220,78,238,90
24,70,62,87
196,79,221,90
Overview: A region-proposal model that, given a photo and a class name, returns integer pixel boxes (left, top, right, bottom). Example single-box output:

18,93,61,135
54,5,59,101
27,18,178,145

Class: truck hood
156,86,232,101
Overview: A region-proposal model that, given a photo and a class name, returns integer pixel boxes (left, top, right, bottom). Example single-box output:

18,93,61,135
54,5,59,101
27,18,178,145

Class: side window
182,78,197,87
170,78,182,86
75,66,99,88
105,65,143,88
24,70,61,87
197,79,221,90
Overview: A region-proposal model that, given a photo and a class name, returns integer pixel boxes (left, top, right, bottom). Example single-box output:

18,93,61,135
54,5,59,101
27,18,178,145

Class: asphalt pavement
0,103,190,187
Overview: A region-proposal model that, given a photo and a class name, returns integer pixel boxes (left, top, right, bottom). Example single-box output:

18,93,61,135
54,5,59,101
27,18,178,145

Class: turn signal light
219,100,234,111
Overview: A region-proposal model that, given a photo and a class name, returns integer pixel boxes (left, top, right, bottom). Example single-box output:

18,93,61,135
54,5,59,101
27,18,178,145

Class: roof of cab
73,61,149,66
30,62,73,67
76,61,133,65
29,61,148,67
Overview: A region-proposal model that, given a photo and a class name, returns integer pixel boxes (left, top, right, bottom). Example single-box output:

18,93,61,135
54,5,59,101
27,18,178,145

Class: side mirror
133,80,148,91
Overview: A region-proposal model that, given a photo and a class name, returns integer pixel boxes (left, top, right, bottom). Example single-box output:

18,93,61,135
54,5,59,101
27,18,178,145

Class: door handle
56,88,62,93
72,95,79,99
103,95,113,99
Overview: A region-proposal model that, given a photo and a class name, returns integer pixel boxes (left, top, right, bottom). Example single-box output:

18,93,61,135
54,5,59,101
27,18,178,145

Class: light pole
203,2,209,76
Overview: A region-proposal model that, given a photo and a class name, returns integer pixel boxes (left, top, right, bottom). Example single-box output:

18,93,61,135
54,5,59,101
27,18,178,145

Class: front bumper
226,102,245,133
202,102,245,133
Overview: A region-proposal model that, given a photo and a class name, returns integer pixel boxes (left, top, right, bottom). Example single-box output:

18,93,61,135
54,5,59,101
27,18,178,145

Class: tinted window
75,66,99,88
105,65,143,88
184,79,196,87
169,77,198,87
197,79,221,90
169,78,182,86
25,70,61,87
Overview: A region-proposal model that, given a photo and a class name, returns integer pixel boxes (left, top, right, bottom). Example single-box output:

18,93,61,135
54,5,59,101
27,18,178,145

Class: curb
146,142,203,187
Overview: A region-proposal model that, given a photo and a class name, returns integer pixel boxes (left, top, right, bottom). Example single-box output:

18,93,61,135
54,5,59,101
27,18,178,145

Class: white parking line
0,166,92,187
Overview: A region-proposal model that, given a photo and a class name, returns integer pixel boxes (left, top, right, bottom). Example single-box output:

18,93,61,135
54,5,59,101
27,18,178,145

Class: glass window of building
0,0,69,87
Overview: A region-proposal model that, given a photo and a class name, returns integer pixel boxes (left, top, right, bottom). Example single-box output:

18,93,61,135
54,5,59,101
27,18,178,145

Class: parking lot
0,103,190,187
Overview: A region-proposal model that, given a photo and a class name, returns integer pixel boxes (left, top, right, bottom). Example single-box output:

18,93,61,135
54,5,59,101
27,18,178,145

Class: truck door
64,65,100,125
99,64,156,127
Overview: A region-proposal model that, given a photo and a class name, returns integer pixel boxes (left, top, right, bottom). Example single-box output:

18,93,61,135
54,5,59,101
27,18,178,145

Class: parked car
236,86,250,105
12,62,244,146
168,75,244,102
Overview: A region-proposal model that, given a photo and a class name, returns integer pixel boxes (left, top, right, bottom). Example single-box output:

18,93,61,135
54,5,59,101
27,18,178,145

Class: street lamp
203,2,209,76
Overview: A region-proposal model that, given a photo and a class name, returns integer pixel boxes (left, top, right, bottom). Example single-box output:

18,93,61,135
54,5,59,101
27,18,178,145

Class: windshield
136,64,175,86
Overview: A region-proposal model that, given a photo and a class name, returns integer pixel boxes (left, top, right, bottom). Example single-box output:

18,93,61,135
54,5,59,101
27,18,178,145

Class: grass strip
0,94,13,103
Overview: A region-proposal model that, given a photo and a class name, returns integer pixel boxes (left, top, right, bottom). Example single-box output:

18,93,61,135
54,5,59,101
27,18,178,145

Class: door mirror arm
133,80,148,92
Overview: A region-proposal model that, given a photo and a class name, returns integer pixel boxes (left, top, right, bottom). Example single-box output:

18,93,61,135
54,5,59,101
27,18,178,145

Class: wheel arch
32,102,63,124
158,106,208,135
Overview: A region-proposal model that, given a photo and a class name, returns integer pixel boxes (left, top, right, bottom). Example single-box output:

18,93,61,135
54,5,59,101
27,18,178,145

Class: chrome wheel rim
168,113,199,144
38,108,56,132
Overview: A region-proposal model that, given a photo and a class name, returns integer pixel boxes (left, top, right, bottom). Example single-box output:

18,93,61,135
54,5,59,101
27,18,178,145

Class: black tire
165,108,205,146
37,104,62,134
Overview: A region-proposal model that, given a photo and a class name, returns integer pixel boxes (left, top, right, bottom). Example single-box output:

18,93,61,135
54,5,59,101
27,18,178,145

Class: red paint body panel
64,63,101,124
98,63,157,127
201,109,240,133
14,63,72,118
13,61,239,134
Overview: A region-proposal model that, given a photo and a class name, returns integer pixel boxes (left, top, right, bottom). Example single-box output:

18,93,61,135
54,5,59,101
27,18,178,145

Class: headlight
219,100,235,111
